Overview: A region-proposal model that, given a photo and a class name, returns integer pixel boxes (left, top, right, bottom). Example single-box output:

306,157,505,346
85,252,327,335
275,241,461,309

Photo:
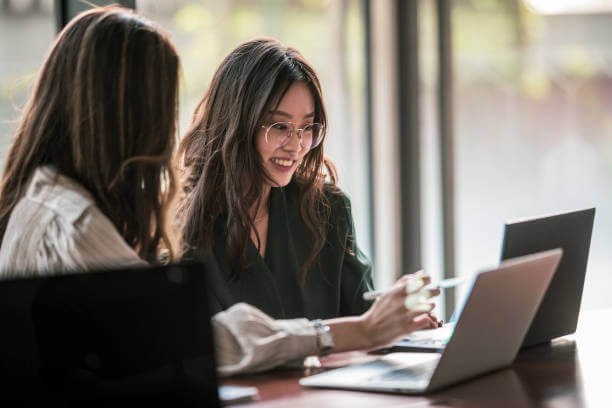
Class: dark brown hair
0,6,181,263
179,38,338,282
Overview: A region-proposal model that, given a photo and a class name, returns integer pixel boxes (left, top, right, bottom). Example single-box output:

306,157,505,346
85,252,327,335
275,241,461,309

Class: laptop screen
500,207,595,347
0,262,220,406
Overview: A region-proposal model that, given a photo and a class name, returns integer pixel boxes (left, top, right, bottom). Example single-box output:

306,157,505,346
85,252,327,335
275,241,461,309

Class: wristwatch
312,319,335,356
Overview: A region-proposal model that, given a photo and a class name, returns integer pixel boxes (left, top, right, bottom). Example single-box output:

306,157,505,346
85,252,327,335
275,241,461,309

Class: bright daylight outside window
0,0,55,170
449,0,612,310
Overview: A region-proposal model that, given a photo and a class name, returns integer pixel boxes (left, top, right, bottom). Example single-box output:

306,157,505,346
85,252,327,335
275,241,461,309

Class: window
0,0,55,169
451,0,612,310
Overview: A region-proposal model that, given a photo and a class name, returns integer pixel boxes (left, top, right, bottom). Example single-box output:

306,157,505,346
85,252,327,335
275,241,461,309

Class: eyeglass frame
259,121,325,150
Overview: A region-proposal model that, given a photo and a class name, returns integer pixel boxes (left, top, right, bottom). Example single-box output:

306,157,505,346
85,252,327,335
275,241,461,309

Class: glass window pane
419,0,446,314
0,0,55,169
451,0,612,310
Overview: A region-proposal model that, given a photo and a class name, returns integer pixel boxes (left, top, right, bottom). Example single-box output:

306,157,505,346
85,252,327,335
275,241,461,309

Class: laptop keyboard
374,360,438,382
401,338,449,348
299,354,440,391
357,360,439,391
398,324,455,348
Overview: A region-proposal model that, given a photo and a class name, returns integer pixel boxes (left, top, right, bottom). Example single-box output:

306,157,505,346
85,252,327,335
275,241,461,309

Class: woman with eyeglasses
0,6,439,378
179,38,441,375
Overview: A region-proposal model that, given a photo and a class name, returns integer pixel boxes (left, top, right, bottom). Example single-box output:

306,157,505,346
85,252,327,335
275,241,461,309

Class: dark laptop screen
0,262,220,407
501,208,595,347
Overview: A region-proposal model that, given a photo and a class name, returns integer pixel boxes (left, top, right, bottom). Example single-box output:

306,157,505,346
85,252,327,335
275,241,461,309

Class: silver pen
362,276,470,301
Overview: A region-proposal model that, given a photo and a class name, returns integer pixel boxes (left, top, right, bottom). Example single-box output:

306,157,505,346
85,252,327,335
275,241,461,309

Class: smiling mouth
270,158,295,167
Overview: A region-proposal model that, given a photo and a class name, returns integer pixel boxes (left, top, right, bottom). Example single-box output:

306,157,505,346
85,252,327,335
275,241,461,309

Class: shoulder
322,184,353,229
1,166,95,249
322,183,351,210
74,204,143,264
20,166,114,249
320,184,354,236
287,180,353,221
24,166,97,225
0,167,143,275
288,179,351,209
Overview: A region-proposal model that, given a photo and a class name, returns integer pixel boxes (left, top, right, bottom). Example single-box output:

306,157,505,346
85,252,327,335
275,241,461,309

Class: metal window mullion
396,0,422,276
362,0,376,269
54,0,136,32
437,0,456,320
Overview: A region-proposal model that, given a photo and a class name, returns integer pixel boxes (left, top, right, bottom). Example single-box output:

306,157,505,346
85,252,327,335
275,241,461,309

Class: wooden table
224,309,612,407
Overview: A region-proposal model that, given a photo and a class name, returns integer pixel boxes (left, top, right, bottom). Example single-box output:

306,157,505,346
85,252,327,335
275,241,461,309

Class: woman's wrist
354,311,377,349
324,314,374,353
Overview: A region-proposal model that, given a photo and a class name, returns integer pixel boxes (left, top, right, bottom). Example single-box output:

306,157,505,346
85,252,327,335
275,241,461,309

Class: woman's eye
272,123,289,131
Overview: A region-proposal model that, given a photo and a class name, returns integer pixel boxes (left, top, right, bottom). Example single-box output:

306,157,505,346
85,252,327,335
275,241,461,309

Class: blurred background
1,0,611,318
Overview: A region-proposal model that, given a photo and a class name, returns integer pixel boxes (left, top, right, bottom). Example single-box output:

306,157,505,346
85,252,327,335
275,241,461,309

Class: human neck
251,184,271,221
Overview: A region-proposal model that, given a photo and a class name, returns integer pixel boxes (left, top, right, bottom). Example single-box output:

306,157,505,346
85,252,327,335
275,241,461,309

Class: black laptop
501,207,595,347
0,262,221,406
390,207,595,352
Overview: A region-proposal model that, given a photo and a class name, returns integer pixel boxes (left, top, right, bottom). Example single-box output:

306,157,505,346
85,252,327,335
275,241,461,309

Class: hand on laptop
359,272,441,348
326,272,441,353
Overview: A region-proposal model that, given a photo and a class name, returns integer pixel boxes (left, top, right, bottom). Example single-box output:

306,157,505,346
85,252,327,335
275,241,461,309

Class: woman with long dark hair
0,6,180,273
180,39,441,374
180,38,373,318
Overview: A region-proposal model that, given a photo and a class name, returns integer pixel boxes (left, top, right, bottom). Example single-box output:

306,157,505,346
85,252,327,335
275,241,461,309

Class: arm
214,273,439,377
327,273,440,352
212,303,319,377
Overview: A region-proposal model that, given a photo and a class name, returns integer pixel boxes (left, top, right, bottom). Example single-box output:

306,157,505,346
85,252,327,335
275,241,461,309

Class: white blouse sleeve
212,303,319,377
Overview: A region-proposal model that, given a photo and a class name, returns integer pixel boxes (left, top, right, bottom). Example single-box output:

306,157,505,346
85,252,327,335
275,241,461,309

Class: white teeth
271,158,293,167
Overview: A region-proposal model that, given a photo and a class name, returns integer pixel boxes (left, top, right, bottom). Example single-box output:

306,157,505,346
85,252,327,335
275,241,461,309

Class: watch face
313,320,334,354
320,329,334,349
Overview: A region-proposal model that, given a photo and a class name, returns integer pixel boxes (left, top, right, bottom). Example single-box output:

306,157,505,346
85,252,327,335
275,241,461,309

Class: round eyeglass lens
267,122,291,146
265,122,324,150
305,123,323,149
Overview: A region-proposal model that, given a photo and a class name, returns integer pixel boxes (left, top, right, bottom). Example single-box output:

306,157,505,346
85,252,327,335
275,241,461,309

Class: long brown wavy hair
0,6,181,263
179,38,339,282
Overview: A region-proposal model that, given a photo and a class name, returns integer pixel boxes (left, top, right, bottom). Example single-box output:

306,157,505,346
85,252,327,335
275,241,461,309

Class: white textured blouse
0,166,145,275
0,166,317,376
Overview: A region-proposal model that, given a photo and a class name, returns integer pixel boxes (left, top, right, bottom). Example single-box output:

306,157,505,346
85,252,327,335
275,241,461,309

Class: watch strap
312,319,335,356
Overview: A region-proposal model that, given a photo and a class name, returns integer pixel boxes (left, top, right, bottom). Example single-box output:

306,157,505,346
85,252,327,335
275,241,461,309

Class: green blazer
206,182,373,320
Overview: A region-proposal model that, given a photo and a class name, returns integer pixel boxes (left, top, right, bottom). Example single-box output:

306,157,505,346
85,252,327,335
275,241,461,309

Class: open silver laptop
300,249,561,394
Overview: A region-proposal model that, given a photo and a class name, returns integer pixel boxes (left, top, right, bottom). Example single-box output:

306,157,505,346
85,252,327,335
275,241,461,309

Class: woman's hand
324,271,441,353
357,272,441,349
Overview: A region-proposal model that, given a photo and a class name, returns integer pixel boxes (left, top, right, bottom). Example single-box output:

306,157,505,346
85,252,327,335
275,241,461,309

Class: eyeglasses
260,121,324,150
